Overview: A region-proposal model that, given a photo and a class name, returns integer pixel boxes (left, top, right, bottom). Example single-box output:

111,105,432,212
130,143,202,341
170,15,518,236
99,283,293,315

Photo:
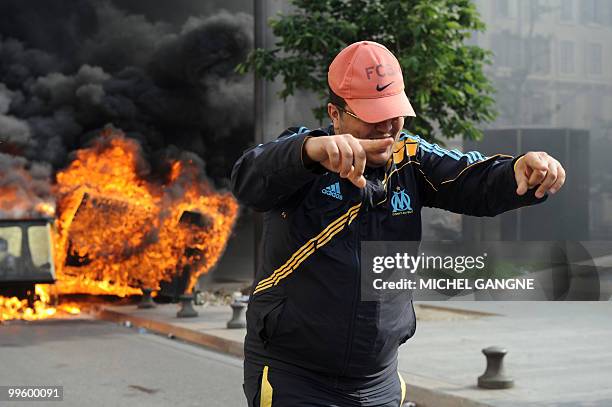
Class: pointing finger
357,137,394,154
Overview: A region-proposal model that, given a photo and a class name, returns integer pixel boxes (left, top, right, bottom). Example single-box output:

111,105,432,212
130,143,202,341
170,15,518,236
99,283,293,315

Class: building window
588,43,603,75
495,0,510,18
560,0,573,21
527,0,556,22
531,37,551,75
581,0,608,24
528,0,542,22
492,31,522,69
581,0,596,23
595,0,609,24
560,41,575,74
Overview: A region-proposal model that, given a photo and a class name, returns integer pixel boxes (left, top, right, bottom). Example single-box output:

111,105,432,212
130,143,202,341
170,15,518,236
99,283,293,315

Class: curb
93,306,244,358
417,303,502,317
401,374,494,407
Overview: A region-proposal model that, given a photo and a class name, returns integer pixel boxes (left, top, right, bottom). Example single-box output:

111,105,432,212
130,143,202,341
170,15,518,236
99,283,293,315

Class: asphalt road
0,318,245,407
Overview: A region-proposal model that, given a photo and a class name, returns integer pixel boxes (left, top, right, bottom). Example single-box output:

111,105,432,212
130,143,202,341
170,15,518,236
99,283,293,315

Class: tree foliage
239,0,497,143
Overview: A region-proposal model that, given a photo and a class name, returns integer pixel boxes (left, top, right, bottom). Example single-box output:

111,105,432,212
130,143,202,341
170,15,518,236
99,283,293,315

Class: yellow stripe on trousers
398,371,406,406
253,202,362,294
259,365,273,407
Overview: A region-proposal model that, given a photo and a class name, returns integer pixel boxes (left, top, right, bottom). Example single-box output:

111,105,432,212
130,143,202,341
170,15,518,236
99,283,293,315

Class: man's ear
328,103,341,129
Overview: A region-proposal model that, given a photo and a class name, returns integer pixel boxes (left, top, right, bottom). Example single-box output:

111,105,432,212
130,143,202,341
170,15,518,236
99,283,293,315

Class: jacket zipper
340,203,366,376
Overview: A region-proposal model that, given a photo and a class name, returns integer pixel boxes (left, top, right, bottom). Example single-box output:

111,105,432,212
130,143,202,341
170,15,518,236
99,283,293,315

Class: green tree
239,0,496,143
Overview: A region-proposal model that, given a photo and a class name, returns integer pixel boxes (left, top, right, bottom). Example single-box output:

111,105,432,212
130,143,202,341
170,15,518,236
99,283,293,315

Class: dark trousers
243,360,406,407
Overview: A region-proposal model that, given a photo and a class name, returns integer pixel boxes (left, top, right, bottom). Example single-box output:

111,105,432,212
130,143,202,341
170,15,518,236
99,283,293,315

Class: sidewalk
398,301,612,407
92,301,612,407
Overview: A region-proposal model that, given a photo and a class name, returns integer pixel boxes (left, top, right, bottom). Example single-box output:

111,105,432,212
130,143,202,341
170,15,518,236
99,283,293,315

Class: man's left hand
514,152,566,199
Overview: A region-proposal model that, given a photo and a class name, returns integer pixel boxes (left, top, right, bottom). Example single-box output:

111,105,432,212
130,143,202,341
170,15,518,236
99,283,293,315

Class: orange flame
52,129,238,297
0,285,80,321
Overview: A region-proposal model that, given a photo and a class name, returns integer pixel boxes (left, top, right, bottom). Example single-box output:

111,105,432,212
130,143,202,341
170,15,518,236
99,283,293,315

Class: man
231,41,565,406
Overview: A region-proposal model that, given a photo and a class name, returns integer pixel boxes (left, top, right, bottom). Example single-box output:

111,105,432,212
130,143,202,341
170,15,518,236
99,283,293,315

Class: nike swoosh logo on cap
376,82,393,92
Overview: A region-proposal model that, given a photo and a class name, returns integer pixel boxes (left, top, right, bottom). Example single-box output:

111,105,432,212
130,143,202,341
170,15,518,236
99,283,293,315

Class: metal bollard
478,346,514,389
176,294,199,318
226,301,247,329
137,288,156,309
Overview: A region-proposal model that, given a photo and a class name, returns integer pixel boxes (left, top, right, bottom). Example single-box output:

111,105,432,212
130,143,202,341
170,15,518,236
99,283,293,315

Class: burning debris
1,128,239,320
53,128,238,297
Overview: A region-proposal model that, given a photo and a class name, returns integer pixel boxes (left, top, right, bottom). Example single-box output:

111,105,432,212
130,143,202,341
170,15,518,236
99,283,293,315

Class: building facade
473,0,612,129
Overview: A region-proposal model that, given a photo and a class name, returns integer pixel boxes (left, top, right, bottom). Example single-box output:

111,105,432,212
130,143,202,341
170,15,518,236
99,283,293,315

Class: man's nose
375,119,393,134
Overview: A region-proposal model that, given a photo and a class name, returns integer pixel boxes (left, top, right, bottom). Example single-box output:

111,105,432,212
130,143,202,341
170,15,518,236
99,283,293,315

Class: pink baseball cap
328,41,415,123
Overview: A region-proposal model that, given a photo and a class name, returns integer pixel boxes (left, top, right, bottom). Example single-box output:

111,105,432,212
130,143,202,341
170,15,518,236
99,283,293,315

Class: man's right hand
303,134,394,188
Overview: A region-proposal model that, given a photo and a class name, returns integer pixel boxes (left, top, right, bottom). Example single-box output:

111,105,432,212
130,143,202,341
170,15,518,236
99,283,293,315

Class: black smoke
0,0,253,189
0,152,54,218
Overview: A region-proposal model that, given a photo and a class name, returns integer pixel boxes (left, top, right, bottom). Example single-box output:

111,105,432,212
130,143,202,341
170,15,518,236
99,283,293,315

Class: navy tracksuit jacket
231,125,545,382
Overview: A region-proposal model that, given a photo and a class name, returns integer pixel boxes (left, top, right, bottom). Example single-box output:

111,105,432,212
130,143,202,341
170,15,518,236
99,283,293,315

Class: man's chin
366,154,392,168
